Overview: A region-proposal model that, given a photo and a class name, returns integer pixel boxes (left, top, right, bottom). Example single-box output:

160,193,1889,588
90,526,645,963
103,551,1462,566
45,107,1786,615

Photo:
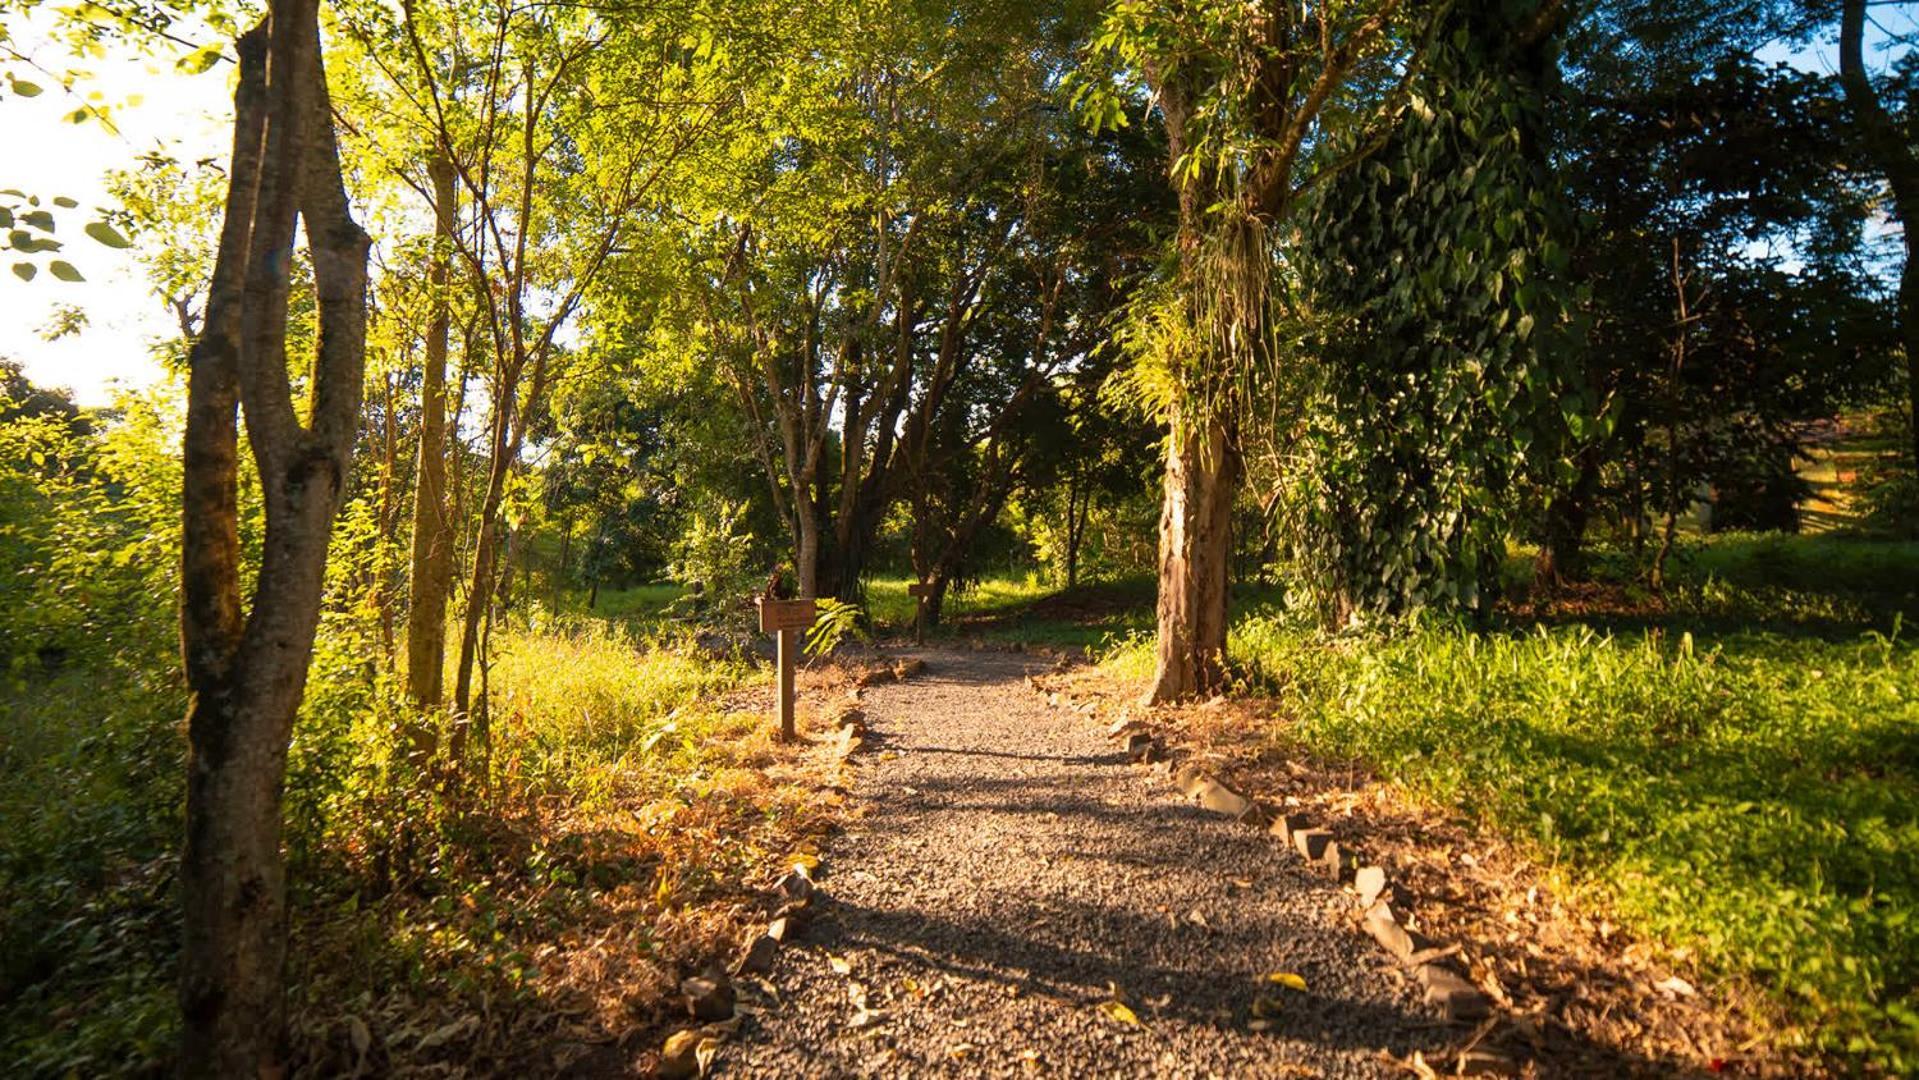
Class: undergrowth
0,616,814,1077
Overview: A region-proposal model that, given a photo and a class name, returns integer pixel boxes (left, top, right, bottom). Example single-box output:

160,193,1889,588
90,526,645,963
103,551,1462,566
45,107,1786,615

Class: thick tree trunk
1535,447,1600,586
795,497,822,599
1147,408,1238,703
922,573,951,628
405,156,457,717
179,4,369,1074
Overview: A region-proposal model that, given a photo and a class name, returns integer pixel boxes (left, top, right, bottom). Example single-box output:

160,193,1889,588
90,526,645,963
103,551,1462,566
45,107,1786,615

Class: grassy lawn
867,573,1158,648
1025,535,1918,1071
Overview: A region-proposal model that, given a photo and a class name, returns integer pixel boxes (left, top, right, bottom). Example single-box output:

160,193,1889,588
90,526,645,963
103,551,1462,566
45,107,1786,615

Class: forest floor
707,647,1725,1079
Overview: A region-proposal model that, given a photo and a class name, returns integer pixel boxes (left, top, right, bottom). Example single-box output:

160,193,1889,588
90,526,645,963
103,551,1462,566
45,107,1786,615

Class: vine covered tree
1291,0,1581,622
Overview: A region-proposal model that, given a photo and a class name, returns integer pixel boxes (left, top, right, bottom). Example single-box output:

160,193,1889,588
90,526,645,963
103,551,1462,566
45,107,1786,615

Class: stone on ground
681,974,735,1022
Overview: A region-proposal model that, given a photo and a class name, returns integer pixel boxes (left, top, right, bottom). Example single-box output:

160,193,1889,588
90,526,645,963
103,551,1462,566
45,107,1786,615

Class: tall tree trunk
405,156,457,718
1651,238,1689,590
1840,0,1919,472
1148,407,1238,702
179,5,370,1073
375,373,400,666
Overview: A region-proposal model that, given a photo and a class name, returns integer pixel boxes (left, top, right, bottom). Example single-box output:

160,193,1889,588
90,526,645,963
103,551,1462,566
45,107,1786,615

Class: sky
0,11,229,406
0,7,1912,409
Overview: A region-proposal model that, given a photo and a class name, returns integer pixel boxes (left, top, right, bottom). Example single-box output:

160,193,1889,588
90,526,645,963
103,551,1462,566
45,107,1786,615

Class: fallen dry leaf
1656,975,1698,998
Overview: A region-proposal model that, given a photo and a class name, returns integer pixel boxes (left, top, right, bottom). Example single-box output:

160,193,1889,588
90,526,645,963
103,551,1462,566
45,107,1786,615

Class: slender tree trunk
405,156,457,718
1840,0,1919,472
178,5,369,1074
1651,238,1689,590
375,373,400,665
452,424,511,730
586,518,605,610
1148,407,1238,702
498,528,516,612
552,511,571,611
1065,473,1083,589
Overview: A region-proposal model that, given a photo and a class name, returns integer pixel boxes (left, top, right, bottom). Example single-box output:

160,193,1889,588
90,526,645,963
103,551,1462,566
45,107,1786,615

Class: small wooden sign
906,582,934,598
757,597,816,634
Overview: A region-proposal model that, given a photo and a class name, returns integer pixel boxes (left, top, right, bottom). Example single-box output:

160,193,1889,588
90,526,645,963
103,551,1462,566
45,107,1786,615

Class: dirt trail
722,648,1441,1078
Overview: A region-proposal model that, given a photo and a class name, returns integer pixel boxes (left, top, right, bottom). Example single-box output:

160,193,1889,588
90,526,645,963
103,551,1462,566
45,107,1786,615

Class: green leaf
12,262,36,281
48,260,83,282
84,221,132,249
177,45,225,75
9,79,43,98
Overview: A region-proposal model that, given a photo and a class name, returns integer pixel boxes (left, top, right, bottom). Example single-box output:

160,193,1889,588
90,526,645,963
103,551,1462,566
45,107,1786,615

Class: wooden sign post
906,581,934,645
757,597,816,740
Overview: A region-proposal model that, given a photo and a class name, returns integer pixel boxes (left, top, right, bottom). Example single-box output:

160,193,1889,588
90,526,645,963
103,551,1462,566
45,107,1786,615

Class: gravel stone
1294,828,1333,862
1355,866,1388,908
1415,964,1489,1023
734,934,779,977
725,648,1434,1078
683,975,736,1022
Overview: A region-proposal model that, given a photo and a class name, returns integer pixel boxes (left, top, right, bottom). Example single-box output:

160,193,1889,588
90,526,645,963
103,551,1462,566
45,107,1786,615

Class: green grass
486,618,761,803
865,573,1158,648
549,583,686,623
1095,533,1919,1071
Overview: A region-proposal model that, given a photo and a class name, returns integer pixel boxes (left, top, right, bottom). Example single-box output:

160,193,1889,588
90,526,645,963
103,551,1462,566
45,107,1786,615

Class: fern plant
804,598,868,657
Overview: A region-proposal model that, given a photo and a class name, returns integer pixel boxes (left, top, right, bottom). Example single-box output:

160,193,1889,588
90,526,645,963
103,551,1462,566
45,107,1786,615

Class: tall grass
487,618,759,804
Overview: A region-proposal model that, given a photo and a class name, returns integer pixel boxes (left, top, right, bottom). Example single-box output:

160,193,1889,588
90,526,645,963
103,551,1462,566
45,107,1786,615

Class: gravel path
723,648,1438,1079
